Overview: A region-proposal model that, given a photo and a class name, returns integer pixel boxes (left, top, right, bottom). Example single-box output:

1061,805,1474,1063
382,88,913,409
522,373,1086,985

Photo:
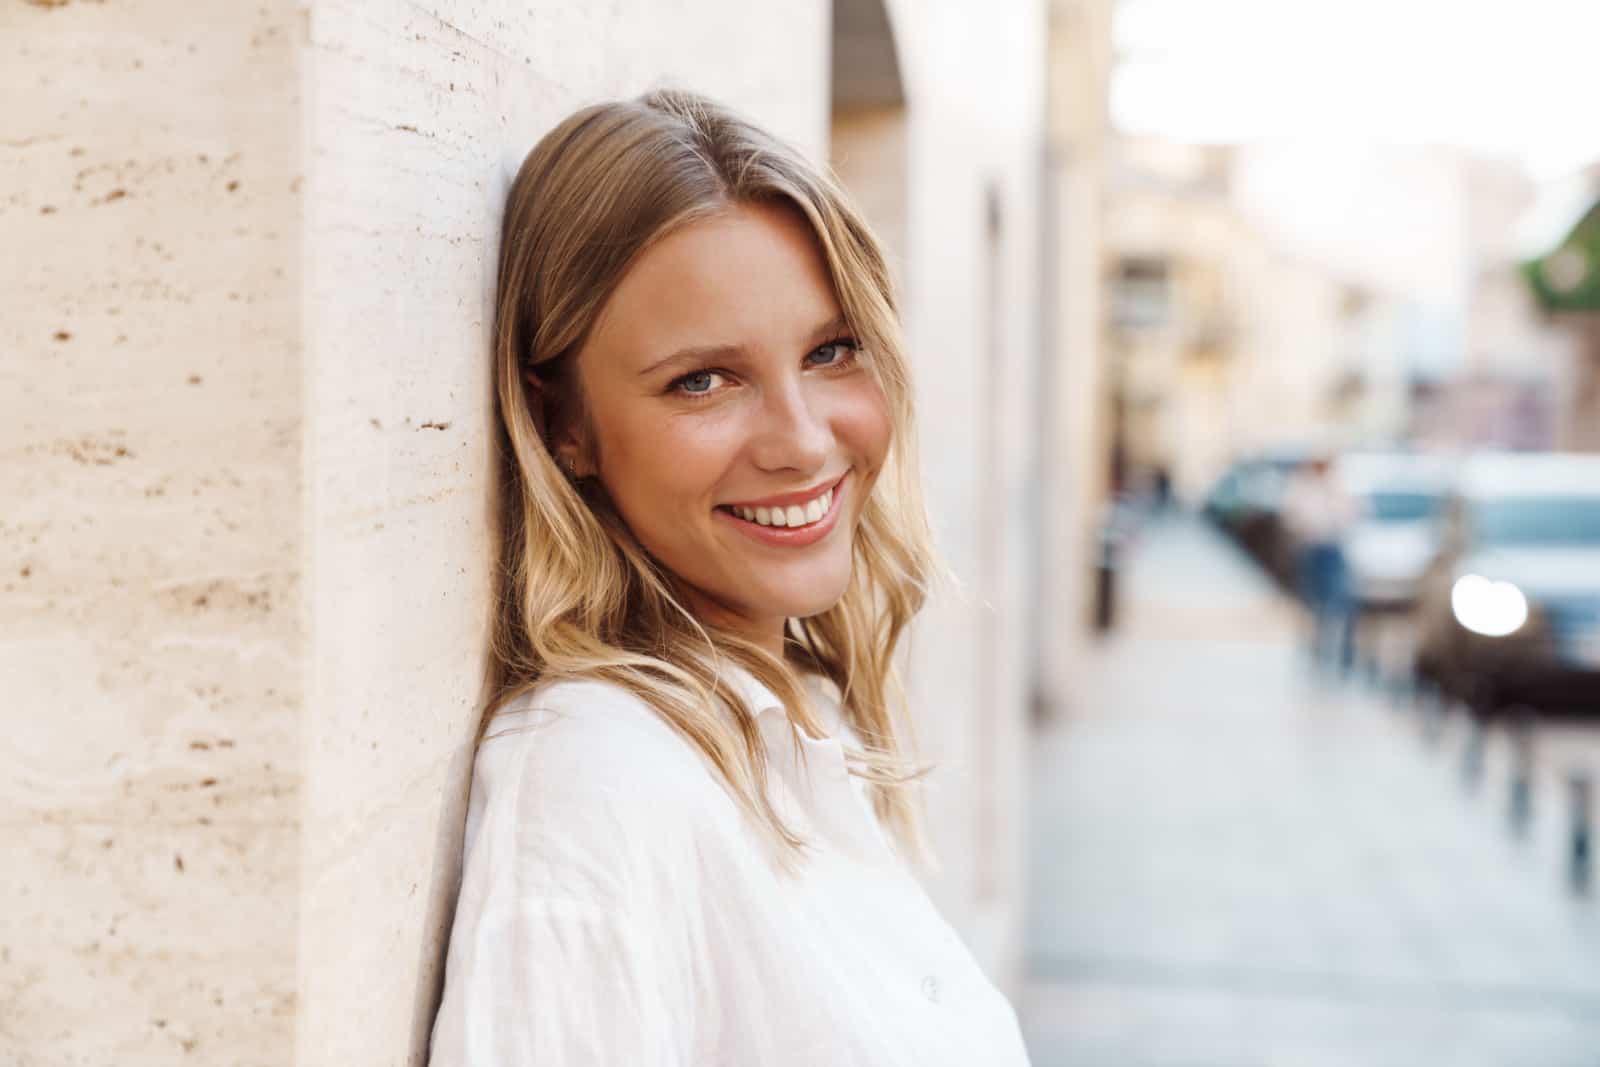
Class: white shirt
427,664,1031,1065
1281,473,1358,545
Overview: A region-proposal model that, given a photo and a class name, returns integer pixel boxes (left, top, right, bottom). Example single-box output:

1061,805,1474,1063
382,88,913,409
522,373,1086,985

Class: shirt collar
720,660,847,740
719,659,786,720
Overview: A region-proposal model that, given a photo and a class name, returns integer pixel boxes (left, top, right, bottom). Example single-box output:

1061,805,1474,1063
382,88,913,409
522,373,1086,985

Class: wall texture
1,1,304,1063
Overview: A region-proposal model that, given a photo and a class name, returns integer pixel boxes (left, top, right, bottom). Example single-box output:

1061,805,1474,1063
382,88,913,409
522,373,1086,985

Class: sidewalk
1019,513,1600,1067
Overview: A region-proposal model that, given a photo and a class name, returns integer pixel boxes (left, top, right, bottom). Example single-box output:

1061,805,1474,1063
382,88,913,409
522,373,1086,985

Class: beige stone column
1,2,305,1063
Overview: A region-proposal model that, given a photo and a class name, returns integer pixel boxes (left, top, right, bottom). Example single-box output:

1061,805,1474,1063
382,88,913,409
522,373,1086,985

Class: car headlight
1450,574,1528,637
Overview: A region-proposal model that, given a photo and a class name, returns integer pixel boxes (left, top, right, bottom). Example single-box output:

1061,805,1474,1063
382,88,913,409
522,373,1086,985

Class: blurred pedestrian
1152,464,1172,511
1281,454,1358,673
426,91,1032,1066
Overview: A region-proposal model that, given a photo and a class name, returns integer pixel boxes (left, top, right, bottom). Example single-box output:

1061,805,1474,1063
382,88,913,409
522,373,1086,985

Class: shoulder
471,676,740,842
487,677,698,764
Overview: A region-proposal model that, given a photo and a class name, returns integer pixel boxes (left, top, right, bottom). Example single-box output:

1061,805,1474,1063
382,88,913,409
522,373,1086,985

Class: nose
749,377,831,474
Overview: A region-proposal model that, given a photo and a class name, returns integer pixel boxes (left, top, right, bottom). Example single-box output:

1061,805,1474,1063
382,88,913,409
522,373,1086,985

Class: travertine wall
1,1,305,1064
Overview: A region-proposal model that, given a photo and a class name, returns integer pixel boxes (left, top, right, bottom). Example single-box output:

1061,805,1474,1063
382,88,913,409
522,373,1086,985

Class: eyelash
666,336,862,399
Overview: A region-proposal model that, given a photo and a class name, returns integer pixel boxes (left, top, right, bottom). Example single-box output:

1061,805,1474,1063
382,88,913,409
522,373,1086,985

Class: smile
714,474,847,545
726,485,833,528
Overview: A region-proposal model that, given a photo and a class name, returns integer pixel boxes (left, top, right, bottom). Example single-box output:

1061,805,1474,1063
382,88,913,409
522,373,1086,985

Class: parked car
1413,453,1600,713
1333,451,1452,611
1203,446,1314,586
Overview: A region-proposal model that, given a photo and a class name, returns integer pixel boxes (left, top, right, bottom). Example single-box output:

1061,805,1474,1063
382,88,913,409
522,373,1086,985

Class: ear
551,433,588,479
526,367,592,479
521,367,558,444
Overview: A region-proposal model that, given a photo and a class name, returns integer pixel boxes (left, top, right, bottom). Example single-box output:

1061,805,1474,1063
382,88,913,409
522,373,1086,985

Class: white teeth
728,483,838,528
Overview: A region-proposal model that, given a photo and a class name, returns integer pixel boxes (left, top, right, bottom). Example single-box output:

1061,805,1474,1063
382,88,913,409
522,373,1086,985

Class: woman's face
565,200,891,650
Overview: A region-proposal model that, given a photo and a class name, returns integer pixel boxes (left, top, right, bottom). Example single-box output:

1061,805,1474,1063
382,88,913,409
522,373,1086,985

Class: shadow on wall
406,381,512,1064
408,732,477,1064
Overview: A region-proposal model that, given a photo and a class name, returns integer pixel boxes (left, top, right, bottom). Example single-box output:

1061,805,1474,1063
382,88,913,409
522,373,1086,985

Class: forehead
586,200,841,366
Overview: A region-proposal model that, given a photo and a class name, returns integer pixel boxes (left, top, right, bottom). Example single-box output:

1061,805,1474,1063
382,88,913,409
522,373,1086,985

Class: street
1020,513,1600,1066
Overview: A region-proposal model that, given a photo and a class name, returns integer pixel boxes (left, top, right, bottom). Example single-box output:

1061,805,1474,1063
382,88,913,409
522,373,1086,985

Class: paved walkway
1019,514,1600,1067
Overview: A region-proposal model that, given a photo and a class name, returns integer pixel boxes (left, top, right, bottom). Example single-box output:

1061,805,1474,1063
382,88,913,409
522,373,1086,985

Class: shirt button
921,975,941,1003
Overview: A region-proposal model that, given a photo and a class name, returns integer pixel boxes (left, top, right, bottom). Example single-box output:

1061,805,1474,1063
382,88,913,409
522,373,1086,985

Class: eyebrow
636,314,851,379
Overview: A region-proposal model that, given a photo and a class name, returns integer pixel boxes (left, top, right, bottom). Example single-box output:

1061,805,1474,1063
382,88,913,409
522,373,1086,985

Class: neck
680,589,787,660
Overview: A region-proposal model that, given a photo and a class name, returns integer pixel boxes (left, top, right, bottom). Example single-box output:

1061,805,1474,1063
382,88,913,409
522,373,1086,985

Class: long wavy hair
487,88,939,869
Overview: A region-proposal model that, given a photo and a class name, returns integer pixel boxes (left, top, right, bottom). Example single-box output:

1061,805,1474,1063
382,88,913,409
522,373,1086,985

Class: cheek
596,406,739,513
835,381,893,473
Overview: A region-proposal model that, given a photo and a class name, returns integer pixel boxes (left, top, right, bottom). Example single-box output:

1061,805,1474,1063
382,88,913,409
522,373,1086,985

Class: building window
1112,256,1171,329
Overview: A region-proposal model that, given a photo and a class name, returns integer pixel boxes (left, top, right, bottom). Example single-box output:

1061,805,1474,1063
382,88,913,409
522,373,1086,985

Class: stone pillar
2,2,305,1063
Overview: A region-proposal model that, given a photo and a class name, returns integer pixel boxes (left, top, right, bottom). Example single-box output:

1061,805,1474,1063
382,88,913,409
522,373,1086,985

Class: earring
562,454,578,478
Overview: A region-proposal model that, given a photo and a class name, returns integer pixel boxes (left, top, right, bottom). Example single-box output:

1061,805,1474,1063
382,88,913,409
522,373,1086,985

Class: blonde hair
487,88,938,869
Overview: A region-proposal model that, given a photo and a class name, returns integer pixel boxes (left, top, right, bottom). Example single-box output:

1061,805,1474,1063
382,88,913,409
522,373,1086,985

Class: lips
717,473,846,529
713,473,847,545
722,472,847,510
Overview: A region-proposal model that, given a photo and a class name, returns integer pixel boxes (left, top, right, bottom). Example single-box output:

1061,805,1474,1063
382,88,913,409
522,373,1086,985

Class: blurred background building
1103,139,1600,506
1023,2,1600,1061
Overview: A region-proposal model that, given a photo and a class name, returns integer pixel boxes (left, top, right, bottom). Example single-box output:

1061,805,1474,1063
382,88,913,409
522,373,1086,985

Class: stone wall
1,1,305,1063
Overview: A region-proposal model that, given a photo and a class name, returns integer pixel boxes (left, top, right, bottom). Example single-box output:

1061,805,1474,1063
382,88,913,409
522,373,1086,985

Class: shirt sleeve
427,694,711,1066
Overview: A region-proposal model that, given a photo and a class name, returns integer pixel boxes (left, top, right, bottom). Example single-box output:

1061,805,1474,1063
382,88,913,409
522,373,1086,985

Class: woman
428,89,1031,1066
1282,455,1357,673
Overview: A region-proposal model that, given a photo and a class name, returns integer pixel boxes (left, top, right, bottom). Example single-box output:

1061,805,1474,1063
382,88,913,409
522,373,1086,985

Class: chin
787,593,848,622
756,563,854,622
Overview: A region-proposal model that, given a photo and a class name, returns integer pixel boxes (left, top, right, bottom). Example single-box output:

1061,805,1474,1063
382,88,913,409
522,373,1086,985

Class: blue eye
670,369,726,396
806,338,860,367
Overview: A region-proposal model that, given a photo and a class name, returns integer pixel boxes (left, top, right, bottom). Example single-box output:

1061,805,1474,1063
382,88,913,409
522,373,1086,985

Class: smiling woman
425,89,1033,1065
569,200,890,636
